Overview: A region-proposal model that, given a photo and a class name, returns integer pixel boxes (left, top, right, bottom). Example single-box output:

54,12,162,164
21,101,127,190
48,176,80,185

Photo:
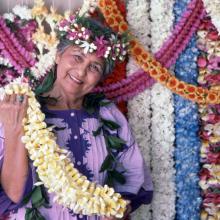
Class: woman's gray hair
56,39,115,78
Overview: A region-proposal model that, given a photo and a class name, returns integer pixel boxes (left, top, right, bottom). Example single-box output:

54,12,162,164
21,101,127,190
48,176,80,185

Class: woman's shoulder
99,100,128,126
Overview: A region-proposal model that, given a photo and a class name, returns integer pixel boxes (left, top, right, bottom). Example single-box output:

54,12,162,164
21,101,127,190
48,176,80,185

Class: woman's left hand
102,203,132,220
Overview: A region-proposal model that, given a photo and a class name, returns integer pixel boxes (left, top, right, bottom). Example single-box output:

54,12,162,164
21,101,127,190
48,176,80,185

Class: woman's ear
55,52,61,64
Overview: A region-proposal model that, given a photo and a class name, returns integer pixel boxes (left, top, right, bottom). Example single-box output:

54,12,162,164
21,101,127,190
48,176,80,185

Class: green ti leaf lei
22,178,50,220
84,93,127,187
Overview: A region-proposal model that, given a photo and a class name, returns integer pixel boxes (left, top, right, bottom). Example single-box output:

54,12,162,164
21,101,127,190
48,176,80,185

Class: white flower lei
203,0,220,35
79,0,98,16
3,12,15,22
30,46,57,79
1,82,128,218
126,0,152,219
12,4,32,20
150,0,176,219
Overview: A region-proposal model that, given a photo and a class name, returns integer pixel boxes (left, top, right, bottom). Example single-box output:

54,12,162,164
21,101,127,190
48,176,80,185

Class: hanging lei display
98,0,220,105
95,0,205,102
126,0,152,219
150,0,176,220
173,0,202,219
197,17,220,220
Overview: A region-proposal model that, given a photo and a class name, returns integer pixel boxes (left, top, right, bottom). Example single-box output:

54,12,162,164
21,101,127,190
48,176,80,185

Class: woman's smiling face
55,45,104,100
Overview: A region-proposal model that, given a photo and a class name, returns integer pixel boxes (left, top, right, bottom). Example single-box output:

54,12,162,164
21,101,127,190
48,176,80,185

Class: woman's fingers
10,94,17,104
0,94,28,126
21,95,28,107
2,94,10,103
20,95,28,118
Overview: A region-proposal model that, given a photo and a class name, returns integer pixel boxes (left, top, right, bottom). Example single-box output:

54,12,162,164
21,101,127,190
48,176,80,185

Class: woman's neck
44,88,83,110
46,97,83,110
43,84,85,110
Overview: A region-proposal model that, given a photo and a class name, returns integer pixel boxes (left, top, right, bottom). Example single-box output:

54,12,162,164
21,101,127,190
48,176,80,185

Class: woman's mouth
69,74,83,84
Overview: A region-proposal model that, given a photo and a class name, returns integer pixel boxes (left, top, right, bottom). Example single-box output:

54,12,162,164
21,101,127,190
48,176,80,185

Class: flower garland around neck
83,93,127,187
2,82,128,218
98,0,220,105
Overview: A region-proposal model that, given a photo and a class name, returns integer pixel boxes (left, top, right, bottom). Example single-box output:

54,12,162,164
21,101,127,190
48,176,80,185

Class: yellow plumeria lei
3,82,127,218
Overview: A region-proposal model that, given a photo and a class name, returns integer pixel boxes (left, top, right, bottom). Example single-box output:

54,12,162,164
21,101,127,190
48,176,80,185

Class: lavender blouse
0,103,153,220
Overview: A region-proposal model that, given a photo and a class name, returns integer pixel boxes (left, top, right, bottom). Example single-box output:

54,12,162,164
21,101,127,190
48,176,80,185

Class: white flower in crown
3,12,15,22
12,5,32,20
57,15,129,63
79,41,97,54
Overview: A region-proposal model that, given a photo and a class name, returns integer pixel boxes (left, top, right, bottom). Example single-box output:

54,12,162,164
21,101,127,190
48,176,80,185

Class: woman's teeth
69,74,83,84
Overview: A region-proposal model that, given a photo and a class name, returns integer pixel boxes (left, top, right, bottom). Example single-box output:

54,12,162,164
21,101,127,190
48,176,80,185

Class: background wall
0,0,83,14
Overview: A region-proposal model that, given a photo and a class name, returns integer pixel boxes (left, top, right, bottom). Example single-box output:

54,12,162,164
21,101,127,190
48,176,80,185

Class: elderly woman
0,15,153,220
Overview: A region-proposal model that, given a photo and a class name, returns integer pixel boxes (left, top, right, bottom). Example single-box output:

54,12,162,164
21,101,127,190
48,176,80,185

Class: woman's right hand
0,94,29,203
0,94,28,134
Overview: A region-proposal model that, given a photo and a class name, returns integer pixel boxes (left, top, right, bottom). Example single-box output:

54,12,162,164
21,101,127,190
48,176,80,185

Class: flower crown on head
0,0,130,95
56,14,129,62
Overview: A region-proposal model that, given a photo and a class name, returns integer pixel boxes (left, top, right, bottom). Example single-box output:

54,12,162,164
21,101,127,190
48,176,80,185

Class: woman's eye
90,64,102,74
73,55,83,62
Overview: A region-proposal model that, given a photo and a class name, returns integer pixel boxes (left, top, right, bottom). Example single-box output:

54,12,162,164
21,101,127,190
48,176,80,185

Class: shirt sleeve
0,123,33,216
121,188,153,212
99,103,153,206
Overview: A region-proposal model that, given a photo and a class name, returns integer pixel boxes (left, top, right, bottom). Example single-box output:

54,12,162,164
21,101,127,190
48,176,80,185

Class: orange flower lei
98,0,220,104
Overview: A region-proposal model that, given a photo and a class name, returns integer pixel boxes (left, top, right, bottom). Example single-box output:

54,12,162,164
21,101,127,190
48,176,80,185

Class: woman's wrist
4,125,24,138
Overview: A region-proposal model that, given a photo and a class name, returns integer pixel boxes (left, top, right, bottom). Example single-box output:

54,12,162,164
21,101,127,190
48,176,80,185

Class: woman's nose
77,63,87,77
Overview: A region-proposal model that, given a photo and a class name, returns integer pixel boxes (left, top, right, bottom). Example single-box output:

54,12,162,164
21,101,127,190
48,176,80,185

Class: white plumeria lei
203,0,220,35
3,4,32,25
150,1,176,220
1,82,128,218
30,46,57,79
29,0,63,79
126,0,152,219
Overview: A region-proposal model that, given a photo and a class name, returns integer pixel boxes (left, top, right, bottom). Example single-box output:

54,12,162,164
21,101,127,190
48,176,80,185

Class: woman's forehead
64,45,104,65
